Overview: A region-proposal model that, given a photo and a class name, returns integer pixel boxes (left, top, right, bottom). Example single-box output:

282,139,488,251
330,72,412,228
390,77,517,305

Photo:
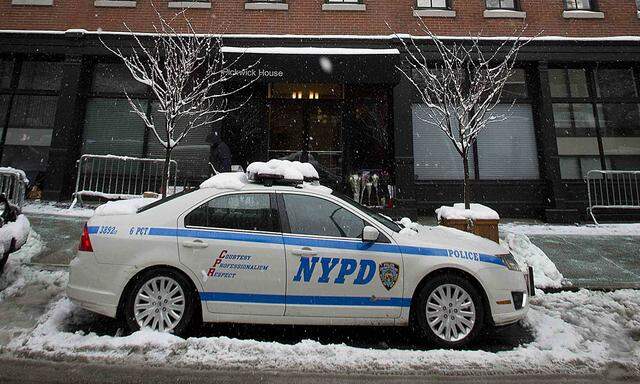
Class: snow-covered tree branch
395,21,530,208
101,4,257,196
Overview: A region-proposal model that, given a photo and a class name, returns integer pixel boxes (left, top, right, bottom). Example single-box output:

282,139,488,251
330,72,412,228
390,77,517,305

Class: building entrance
268,83,344,185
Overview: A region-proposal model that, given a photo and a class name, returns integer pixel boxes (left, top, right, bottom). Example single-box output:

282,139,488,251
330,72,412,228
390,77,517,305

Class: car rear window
137,188,197,213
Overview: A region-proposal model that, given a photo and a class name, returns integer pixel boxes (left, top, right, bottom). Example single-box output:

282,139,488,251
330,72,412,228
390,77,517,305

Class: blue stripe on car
199,292,412,307
90,225,504,267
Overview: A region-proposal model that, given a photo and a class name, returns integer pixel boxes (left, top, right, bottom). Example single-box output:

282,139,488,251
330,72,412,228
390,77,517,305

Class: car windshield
330,191,402,233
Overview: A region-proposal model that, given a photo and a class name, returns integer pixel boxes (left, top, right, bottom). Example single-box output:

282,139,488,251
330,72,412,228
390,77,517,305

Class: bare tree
102,5,256,197
396,22,529,209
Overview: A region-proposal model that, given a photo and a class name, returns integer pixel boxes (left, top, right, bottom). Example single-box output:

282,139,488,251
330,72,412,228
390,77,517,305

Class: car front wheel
124,268,197,336
413,274,485,349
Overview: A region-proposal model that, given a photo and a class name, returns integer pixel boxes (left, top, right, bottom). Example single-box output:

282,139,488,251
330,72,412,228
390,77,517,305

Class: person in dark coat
206,130,232,173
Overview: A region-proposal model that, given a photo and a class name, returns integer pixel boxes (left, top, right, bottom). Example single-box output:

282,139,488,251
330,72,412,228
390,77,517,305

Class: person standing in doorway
206,129,232,174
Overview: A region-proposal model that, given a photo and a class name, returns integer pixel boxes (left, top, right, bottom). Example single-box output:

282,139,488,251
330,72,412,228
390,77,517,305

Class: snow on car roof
246,159,319,181
199,161,331,194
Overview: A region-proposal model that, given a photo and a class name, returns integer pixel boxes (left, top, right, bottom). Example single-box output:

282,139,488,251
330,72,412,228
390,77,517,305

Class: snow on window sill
245,2,288,11
413,9,456,18
562,10,604,19
168,1,211,9
483,9,526,19
94,0,136,7
322,3,366,12
11,0,53,5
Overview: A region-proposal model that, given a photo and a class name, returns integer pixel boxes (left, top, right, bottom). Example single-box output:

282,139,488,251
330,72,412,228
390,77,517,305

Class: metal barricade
586,170,640,224
70,154,178,208
0,168,27,208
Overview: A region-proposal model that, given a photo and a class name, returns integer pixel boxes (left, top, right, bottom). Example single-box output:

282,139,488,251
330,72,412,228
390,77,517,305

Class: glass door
268,84,344,185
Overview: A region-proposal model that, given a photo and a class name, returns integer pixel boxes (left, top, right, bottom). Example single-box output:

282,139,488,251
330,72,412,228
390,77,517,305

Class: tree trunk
462,153,471,209
161,146,172,198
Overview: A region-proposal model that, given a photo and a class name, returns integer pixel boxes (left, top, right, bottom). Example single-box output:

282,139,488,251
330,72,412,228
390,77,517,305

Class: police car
67,161,532,348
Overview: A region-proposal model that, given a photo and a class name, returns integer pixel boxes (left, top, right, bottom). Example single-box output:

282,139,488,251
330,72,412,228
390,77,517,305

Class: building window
245,0,288,10
82,63,148,158
413,69,539,181
564,0,594,10
0,58,63,185
486,0,517,10
550,66,640,179
322,0,365,11
417,0,449,8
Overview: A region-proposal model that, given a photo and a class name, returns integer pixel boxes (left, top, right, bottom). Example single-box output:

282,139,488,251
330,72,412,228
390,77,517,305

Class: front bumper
478,266,533,327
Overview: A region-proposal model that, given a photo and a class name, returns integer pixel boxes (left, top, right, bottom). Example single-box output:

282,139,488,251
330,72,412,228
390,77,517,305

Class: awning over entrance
220,46,401,84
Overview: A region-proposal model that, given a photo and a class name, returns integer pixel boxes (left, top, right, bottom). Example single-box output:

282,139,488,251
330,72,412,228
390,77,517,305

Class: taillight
79,224,93,252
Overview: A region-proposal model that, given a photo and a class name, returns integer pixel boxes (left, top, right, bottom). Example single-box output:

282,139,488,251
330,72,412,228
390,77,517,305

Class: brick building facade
1,0,640,221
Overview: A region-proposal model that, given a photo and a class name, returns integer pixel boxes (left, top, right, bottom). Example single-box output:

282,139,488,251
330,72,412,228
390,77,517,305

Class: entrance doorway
268,83,344,185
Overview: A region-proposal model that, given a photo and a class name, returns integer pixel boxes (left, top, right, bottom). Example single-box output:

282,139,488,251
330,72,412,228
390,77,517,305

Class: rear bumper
66,253,135,319
66,284,118,318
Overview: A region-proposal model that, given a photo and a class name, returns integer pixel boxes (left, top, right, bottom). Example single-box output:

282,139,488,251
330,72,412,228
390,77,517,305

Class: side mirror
362,225,379,242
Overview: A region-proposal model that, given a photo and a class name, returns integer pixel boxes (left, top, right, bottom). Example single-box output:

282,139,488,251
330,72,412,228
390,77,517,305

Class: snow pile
246,160,319,181
0,229,65,303
501,233,565,289
436,203,500,221
7,290,640,375
200,172,248,190
0,215,30,255
94,198,158,216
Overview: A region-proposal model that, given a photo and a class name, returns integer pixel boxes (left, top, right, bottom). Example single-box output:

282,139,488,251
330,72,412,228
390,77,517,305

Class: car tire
124,268,198,337
413,274,485,349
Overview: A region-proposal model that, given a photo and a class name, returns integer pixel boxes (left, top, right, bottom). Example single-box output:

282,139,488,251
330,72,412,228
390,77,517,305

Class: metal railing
586,170,640,224
70,154,178,208
0,168,28,208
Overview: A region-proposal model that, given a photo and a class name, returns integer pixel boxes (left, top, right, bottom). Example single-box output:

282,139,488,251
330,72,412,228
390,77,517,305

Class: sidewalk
528,234,640,290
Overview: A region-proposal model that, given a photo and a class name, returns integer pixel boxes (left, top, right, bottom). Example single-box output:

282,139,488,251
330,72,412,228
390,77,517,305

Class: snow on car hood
395,223,507,256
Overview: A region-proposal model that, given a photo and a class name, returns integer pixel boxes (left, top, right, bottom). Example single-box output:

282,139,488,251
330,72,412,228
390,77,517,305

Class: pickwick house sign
222,68,285,79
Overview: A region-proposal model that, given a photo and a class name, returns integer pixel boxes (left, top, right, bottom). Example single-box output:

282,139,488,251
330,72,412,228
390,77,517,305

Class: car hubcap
134,276,185,332
426,284,476,342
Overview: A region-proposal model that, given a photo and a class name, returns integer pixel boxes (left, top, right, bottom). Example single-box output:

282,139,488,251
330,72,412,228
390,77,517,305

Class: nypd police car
68,162,531,348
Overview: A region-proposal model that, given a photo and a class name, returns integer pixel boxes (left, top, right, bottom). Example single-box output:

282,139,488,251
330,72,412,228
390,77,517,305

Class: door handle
183,239,209,249
292,247,317,257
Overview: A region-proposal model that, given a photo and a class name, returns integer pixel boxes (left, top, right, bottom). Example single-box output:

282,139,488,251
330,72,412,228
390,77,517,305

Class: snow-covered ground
0,226,638,376
3,290,639,375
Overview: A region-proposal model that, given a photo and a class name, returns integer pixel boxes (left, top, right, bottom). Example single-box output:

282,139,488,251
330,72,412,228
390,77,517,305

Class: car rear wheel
124,268,197,336
413,274,485,349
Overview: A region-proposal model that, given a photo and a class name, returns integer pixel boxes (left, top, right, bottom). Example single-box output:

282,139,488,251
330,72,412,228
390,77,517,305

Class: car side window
185,193,279,232
283,194,365,238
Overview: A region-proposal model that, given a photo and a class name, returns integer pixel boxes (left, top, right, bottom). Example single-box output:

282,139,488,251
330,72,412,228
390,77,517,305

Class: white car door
280,192,404,319
177,192,286,316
